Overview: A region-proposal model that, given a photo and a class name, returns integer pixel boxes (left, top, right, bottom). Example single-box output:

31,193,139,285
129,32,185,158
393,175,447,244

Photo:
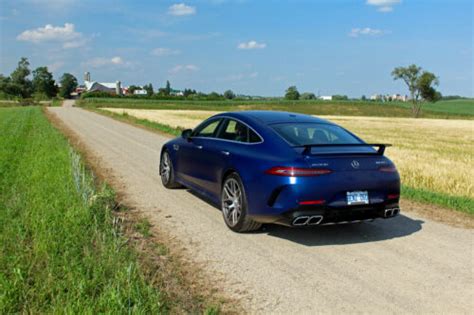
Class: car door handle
196,145,203,149
221,150,230,156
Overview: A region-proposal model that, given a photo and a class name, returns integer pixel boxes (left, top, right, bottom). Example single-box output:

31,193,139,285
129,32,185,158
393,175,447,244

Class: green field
397,99,474,115
79,97,474,119
0,107,218,313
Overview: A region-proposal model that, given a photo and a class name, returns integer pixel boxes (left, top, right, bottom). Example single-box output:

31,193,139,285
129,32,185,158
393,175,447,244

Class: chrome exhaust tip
307,215,324,225
384,208,400,218
292,216,310,226
384,209,394,218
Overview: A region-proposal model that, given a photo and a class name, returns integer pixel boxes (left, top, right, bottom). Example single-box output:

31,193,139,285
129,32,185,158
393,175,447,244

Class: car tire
160,150,181,189
221,173,262,232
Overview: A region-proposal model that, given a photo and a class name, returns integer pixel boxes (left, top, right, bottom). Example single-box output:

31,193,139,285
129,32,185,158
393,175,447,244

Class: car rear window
270,123,361,146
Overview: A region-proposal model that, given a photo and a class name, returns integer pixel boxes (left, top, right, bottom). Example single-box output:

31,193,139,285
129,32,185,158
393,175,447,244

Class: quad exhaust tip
292,216,310,226
384,208,400,218
292,209,400,226
307,215,324,225
292,215,323,226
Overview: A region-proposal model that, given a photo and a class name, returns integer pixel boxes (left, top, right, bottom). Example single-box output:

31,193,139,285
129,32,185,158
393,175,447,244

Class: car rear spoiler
295,144,392,156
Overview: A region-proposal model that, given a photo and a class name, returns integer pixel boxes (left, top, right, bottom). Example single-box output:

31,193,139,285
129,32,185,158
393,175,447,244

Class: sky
0,0,472,97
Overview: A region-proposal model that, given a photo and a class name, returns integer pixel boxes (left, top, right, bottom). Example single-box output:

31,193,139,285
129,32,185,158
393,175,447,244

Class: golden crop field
103,108,474,201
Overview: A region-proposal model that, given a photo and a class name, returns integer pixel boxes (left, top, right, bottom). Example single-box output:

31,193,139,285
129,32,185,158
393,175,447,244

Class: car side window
217,119,262,143
193,119,222,138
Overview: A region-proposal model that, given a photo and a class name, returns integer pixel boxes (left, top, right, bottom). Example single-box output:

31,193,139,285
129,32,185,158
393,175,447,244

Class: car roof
217,110,333,125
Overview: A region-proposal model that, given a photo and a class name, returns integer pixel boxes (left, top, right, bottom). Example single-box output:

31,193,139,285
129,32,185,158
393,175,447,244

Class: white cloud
151,47,181,56
62,37,88,49
168,3,196,16
110,57,123,64
83,56,127,68
17,23,86,48
237,40,266,50
349,27,385,37
169,64,199,74
366,0,401,12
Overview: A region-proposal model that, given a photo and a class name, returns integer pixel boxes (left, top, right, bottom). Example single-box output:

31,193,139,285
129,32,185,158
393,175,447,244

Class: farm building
320,96,333,101
83,72,123,95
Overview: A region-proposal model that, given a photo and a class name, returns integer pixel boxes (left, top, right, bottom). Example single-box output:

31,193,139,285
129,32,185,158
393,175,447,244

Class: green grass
0,107,166,313
78,97,474,119
0,101,20,108
401,186,473,215
51,98,63,107
135,218,152,238
397,99,474,115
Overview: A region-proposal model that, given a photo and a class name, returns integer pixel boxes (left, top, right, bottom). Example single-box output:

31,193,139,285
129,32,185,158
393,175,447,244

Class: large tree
165,80,171,96
224,89,236,99
10,57,33,98
392,64,441,117
32,66,57,98
300,92,316,100
143,83,154,96
285,86,300,100
59,73,78,99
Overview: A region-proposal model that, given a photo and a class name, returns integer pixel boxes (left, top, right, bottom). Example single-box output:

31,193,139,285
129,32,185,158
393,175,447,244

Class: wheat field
103,108,474,201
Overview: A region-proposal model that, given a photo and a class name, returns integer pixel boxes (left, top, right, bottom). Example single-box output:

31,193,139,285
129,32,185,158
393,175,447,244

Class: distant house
320,96,333,101
133,89,148,95
391,94,408,102
170,89,184,96
371,94,383,101
370,94,408,102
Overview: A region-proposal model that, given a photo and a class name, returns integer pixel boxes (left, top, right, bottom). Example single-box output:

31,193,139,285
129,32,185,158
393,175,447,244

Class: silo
84,72,91,82
116,81,122,95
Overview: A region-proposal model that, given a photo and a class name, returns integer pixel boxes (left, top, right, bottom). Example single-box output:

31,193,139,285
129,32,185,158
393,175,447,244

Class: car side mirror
181,129,193,141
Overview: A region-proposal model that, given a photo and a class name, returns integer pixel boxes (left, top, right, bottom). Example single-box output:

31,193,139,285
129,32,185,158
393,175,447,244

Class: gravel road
49,107,473,314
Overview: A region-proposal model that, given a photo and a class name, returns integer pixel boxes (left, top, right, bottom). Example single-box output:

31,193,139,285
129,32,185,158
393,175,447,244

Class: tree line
3,57,441,118
0,57,78,101
83,79,240,101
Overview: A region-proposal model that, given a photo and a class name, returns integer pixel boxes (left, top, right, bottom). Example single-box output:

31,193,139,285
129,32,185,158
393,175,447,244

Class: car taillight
387,194,400,199
299,200,326,205
379,166,397,173
265,167,332,176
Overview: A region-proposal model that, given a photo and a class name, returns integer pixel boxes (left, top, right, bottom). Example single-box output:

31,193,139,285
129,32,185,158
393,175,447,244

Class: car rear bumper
249,202,400,227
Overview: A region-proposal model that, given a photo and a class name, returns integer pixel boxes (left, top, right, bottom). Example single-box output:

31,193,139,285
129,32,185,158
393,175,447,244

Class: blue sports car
160,111,400,232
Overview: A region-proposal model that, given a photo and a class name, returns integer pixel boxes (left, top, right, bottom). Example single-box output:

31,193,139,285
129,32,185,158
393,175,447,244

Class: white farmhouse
133,89,148,95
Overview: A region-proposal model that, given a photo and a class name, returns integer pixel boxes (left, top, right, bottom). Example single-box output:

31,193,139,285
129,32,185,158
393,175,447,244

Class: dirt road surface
49,107,473,314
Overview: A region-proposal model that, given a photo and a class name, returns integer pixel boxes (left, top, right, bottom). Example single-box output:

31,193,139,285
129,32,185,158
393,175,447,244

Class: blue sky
0,0,472,97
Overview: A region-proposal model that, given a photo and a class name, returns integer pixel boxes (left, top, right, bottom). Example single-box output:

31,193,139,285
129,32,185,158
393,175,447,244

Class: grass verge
90,107,473,216
0,107,226,313
401,186,473,215
91,107,183,137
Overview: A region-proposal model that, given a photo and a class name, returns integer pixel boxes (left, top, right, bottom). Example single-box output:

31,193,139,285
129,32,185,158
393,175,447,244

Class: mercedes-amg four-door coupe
160,111,400,232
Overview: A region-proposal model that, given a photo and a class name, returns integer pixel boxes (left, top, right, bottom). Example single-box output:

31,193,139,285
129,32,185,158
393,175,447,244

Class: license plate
347,191,369,205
